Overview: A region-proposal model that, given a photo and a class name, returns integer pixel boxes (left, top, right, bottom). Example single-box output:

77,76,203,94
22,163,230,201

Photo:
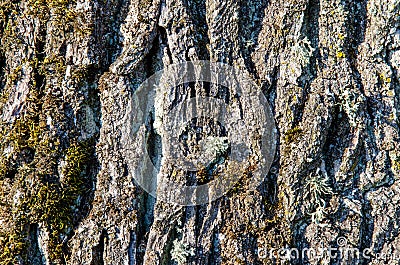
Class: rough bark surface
0,0,399,264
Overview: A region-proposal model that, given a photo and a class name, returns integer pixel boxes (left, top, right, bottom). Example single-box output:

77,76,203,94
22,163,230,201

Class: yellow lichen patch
336,51,345,58
393,157,400,172
284,127,303,144
386,90,395,98
379,73,392,84
196,167,208,185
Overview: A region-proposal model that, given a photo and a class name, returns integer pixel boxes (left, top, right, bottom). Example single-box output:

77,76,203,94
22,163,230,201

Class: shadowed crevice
291,0,321,126
89,0,130,69
238,0,268,78
27,224,46,265
182,0,210,61
90,229,107,265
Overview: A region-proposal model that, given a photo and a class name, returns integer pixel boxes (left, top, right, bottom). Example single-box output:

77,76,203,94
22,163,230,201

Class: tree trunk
0,0,399,264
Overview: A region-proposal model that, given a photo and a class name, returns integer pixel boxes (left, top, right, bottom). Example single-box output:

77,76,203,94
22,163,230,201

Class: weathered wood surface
0,0,399,264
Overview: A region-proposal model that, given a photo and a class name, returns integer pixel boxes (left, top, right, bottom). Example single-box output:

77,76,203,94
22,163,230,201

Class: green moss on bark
0,0,97,263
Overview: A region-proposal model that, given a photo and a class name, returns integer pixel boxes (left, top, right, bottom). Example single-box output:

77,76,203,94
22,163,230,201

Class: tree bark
0,0,399,264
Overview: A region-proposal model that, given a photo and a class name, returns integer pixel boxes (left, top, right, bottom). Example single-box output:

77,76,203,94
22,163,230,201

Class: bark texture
0,0,400,264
